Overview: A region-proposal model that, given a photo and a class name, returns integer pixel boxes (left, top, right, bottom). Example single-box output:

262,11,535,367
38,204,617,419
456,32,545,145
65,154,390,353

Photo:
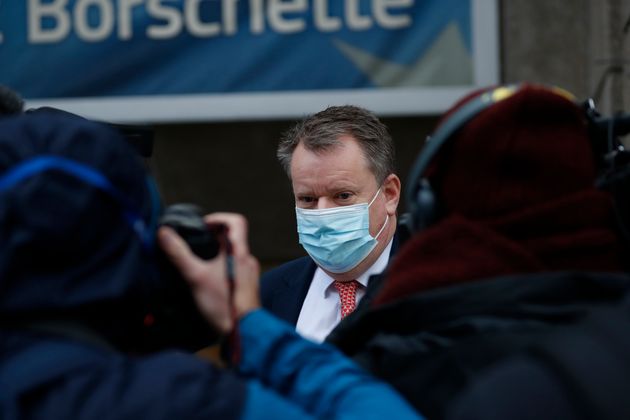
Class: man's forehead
293,178,360,193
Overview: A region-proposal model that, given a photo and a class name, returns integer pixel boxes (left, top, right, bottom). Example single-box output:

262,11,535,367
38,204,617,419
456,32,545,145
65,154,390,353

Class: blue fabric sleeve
238,309,423,420
240,381,312,420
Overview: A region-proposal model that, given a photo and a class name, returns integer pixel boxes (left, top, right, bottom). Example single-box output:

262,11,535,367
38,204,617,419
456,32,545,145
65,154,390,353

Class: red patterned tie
333,280,359,318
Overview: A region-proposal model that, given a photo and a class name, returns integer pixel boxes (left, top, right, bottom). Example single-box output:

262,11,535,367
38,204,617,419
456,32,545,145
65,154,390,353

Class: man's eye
298,196,315,203
337,193,352,200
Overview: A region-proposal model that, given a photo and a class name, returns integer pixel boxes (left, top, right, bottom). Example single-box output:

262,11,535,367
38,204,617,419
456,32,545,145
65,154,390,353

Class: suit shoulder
260,256,316,320
261,256,314,284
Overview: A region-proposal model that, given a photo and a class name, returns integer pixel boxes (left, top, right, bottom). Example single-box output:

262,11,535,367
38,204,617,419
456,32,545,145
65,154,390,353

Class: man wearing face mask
261,105,402,342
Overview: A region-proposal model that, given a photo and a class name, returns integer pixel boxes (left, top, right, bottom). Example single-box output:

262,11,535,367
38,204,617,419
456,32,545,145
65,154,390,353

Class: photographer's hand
158,213,261,334
203,213,261,319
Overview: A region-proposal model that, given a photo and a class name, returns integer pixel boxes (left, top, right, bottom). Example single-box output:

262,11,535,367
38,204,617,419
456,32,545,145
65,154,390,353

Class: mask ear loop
0,155,154,252
368,188,389,240
373,214,390,241
368,188,382,206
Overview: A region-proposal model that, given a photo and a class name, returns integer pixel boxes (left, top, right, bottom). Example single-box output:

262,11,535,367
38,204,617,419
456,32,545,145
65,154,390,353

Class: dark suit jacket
260,229,408,326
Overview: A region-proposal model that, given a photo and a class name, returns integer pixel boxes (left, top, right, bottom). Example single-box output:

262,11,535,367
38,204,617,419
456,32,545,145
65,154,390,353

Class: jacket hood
0,112,158,325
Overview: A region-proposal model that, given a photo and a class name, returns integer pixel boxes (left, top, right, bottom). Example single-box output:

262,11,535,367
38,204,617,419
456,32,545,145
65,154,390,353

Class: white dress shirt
295,240,394,343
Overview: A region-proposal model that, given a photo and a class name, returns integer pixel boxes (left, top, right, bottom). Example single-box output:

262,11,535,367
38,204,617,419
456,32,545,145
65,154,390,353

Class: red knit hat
427,84,596,221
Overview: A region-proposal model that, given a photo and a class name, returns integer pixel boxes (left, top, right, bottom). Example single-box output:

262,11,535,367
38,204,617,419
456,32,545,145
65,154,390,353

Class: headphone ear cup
412,178,437,232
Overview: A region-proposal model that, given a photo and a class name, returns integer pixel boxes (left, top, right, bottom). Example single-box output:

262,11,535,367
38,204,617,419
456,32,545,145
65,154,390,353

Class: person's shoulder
260,256,315,299
259,257,317,320
85,350,247,417
261,256,315,282
1,336,247,419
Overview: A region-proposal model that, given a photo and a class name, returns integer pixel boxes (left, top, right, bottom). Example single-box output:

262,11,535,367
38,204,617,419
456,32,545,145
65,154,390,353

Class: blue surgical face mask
295,189,389,273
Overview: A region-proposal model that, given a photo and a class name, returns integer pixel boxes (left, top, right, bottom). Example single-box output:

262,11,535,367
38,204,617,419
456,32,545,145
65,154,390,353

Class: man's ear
382,174,401,215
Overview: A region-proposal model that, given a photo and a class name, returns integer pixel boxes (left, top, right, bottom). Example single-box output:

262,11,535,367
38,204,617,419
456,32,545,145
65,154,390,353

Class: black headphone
405,85,531,232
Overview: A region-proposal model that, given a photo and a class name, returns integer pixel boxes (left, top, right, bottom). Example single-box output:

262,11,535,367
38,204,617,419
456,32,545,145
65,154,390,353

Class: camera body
159,203,223,259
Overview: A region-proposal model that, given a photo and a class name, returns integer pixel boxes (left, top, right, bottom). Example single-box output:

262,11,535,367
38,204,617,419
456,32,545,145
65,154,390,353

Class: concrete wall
151,1,630,271
502,0,630,113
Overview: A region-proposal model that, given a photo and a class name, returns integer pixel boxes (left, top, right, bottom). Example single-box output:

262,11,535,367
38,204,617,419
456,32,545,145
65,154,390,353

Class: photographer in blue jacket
0,111,421,420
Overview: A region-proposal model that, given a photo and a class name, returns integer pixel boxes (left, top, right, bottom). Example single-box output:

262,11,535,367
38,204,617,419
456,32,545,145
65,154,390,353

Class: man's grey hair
277,105,395,184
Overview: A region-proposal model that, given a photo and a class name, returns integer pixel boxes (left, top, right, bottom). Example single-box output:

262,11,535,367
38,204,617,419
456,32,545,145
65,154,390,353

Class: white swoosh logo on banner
332,22,473,87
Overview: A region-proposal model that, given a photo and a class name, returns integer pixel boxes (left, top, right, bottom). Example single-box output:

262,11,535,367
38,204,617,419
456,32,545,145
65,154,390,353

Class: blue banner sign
0,0,498,122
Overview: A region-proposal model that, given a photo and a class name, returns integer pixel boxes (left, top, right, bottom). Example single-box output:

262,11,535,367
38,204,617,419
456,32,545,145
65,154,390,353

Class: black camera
159,203,223,258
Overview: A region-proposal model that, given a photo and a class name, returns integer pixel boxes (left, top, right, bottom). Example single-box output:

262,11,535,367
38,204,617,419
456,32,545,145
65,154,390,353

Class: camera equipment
159,203,223,259
584,100,630,250
24,106,155,159
140,203,230,352
108,123,154,158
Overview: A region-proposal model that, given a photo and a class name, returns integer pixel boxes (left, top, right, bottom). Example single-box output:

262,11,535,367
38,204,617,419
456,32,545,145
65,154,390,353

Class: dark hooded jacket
0,112,248,419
